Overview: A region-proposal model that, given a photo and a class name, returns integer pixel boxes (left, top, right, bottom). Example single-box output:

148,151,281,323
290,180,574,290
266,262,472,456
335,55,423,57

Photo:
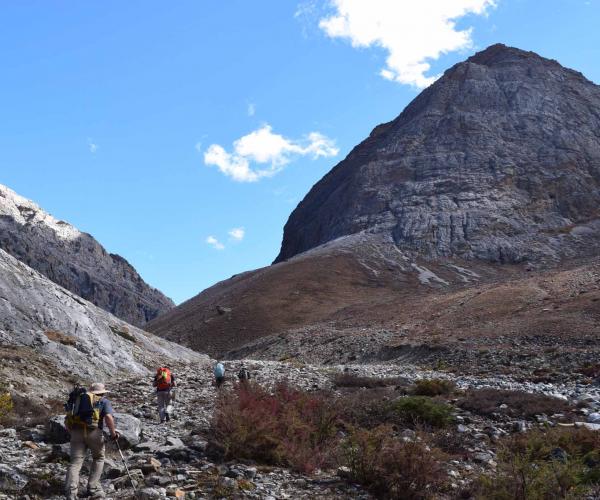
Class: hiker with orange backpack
154,366,177,423
64,382,119,500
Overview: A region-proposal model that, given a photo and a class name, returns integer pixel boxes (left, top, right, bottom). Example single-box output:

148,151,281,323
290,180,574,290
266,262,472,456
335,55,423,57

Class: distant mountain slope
149,44,600,358
276,44,600,264
0,184,174,326
0,248,206,401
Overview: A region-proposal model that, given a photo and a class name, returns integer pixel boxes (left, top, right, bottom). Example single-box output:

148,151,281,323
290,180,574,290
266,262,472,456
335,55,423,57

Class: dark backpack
64,385,100,429
238,368,251,381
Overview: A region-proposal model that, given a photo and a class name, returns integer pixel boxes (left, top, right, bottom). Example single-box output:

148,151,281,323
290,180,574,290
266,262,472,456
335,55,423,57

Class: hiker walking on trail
153,366,176,423
64,382,119,500
214,361,225,388
238,364,251,383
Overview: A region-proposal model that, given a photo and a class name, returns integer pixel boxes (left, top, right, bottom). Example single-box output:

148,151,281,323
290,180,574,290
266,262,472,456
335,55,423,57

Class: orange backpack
156,367,172,390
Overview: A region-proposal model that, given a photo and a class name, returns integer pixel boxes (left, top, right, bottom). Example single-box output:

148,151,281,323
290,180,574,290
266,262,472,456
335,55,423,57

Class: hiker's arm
104,414,118,440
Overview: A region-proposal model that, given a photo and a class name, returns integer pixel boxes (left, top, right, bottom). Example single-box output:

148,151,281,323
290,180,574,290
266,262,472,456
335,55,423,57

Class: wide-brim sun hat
89,382,109,395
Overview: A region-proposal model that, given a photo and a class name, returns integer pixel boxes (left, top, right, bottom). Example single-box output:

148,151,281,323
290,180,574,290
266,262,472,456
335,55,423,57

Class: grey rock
0,183,174,326
165,436,185,448
473,452,495,464
0,248,208,398
135,487,162,500
46,416,70,444
0,463,28,492
0,428,17,439
275,44,600,266
114,413,142,449
587,412,600,423
550,447,569,463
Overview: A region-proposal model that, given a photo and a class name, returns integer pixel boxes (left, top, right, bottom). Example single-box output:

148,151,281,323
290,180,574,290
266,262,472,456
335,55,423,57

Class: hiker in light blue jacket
214,362,225,388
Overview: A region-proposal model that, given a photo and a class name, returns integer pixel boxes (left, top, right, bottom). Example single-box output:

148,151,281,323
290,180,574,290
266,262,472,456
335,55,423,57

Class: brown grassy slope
146,252,416,356
147,248,600,360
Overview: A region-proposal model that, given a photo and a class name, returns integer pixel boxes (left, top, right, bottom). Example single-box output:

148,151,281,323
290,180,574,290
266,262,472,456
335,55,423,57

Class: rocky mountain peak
275,44,600,265
0,184,174,326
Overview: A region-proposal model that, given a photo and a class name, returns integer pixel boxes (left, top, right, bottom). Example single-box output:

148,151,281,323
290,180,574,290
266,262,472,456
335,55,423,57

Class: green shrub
0,392,14,423
475,428,600,499
342,425,447,499
389,396,454,429
412,378,456,396
458,389,572,419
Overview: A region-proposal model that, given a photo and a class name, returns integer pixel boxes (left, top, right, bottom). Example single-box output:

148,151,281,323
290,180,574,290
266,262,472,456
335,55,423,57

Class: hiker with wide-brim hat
64,382,119,500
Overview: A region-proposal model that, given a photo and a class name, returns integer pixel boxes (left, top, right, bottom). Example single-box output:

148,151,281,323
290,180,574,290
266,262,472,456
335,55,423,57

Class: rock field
3,357,600,499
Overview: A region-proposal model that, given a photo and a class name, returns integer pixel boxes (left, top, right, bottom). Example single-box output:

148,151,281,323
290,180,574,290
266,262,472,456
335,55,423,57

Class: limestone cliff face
0,248,205,390
0,184,174,326
276,44,600,265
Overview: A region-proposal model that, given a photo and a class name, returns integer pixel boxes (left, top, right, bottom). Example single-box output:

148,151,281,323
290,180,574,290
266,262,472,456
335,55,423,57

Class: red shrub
211,381,339,473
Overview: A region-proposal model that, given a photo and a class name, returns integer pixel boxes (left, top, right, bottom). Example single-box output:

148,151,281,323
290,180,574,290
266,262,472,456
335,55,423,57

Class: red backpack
156,367,172,390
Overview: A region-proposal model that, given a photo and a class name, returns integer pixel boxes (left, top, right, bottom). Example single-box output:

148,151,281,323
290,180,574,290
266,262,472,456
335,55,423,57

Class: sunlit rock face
0,184,174,326
276,44,600,266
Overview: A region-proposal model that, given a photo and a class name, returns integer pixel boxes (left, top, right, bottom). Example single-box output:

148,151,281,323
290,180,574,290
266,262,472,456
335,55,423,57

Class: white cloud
204,124,339,182
206,235,225,250
319,0,497,88
87,138,98,153
228,227,245,241
247,102,256,116
194,141,203,152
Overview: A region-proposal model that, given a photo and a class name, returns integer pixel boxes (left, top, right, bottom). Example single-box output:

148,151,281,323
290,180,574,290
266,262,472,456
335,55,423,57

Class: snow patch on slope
0,183,81,241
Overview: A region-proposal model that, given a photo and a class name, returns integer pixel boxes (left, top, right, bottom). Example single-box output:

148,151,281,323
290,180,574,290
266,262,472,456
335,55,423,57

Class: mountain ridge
0,183,174,326
275,43,600,264
148,44,600,358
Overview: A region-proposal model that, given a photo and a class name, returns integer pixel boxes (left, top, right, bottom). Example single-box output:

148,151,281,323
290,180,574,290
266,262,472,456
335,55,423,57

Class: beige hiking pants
157,390,171,422
65,427,105,499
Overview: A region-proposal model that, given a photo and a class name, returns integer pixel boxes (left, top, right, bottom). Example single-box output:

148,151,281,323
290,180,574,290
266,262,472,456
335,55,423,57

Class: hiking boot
165,413,170,422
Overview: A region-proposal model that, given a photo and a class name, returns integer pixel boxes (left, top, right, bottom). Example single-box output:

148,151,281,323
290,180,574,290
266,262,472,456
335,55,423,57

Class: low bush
342,425,447,499
341,394,454,430
474,427,600,499
210,381,339,473
110,325,136,343
0,392,14,424
458,389,571,419
389,396,455,429
578,363,600,379
412,378,456,397
43,330,77,346
333,373,407,389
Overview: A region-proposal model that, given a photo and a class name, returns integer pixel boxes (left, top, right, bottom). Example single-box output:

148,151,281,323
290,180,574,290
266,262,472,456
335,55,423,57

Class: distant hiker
214,361,225,388
64,382,119,500
153,366,177,423
237,365,251,383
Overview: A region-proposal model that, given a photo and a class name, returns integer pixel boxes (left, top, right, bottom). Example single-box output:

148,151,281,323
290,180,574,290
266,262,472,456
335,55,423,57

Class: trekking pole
115,437,137,492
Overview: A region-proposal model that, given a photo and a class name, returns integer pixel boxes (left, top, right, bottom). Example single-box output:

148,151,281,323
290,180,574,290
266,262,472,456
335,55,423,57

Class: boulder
114,413,142,449
135,488,162,500
0,463,28,492
587,412,600,423
46,415,70,444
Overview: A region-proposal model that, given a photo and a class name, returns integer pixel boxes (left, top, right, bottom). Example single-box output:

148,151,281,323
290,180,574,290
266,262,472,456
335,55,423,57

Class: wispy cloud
194,141,203,152
319,0,497,88
203,124,338,182
228,227,245,241
206,235,225,250
87,138,98,154
247,102,256,117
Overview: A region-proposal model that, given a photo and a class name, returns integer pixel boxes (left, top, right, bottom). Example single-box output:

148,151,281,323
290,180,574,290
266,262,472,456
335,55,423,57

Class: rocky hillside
0,247,206,404
149,44,600,359
0,184,174,326
276,44,600,265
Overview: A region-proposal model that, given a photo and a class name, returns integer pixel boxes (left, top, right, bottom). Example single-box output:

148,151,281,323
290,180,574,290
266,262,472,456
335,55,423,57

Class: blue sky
1,0,599,304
